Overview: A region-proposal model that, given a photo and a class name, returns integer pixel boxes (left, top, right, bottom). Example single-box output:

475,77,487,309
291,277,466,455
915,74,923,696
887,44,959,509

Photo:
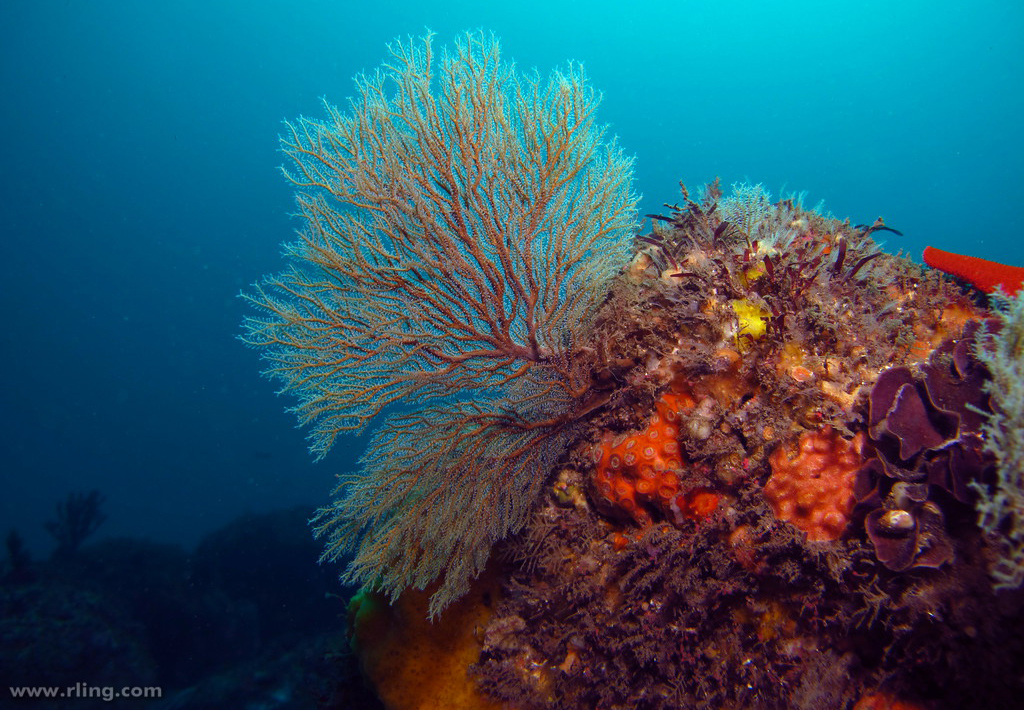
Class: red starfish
922,246,1024,296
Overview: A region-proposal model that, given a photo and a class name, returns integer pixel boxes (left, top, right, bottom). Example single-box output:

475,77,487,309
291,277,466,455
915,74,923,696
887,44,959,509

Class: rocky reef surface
348,182,1024,710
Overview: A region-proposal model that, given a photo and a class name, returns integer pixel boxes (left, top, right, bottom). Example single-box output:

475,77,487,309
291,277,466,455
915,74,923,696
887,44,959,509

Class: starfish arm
923,246,1024,296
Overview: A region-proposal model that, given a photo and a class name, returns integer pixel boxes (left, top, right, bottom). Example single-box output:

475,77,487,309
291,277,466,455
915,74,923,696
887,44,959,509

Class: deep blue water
2,0,1021,556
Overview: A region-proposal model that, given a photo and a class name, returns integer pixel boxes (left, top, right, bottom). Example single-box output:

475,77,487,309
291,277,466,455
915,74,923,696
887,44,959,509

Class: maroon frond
829,236,848,278
846,252,883,280
881,383,946,460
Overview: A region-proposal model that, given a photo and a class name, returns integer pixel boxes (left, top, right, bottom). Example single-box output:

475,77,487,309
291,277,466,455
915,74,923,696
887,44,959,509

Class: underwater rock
323,180,1022,709
0,581,157,705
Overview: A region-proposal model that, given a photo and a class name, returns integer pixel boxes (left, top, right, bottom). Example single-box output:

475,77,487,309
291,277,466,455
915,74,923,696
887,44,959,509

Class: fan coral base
764,427,865,541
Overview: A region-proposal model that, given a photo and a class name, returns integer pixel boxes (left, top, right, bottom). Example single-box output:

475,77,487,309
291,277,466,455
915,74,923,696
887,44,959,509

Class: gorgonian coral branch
244,30,635,457
244,29,634,454
314,385,577,618
242,30,637,614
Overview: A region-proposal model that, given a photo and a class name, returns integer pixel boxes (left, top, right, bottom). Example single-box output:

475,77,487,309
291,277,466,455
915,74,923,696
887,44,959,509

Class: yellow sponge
731,298,771,345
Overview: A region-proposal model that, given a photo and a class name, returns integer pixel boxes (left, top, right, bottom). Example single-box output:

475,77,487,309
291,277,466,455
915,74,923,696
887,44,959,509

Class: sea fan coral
718,182,776,243
243,31,637,617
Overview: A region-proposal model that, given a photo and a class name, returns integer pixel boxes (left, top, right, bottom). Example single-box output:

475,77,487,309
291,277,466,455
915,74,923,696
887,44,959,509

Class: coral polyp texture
245,32,1024,710
764,427,864,542
591,389,722,526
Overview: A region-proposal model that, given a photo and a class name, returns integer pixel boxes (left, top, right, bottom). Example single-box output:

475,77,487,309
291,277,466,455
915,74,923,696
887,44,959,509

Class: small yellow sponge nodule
731,298,771,343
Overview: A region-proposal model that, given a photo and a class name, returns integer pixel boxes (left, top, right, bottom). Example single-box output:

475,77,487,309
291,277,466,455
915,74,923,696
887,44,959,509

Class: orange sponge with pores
763,427,865,542
593,390,720,526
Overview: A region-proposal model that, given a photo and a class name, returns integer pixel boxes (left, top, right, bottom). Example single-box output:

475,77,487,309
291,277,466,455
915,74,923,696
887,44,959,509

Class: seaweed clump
855,320,997,572
973,291,1024,589
470,181,1024,709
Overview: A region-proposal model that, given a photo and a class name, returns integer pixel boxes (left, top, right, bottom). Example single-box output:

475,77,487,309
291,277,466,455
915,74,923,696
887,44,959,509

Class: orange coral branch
923,246,1024,296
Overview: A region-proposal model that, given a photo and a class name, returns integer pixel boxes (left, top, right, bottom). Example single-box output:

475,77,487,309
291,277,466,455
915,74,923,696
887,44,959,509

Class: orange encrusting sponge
763,427,865,542
347,565,505,710
853,690,930,710
593,391,720,526
923,245,1024,296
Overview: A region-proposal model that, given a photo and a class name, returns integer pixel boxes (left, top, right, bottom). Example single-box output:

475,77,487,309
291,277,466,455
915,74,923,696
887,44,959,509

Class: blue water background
2,0,1021,554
